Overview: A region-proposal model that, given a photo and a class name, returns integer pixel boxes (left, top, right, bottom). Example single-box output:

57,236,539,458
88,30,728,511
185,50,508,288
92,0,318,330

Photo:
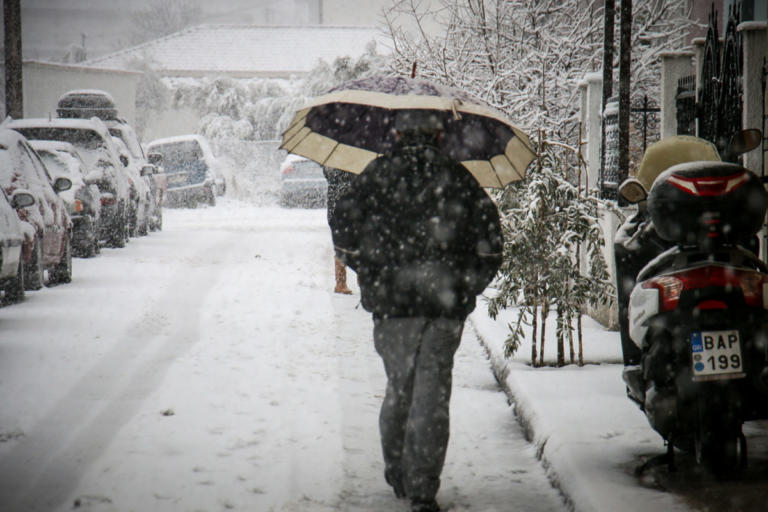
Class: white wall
141,106,201,143
19,61,141,125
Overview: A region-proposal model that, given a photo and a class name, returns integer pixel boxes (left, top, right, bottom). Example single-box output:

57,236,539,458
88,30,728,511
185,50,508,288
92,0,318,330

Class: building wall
15,61,141,125
141,106,201,143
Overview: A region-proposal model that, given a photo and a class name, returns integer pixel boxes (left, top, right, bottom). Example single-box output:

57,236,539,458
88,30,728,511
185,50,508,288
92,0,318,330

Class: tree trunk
618,0,632,196
531,303,539,367
600,0,615,183
578,313,584,366
556,303,565,367
4,0,23,119
540,299,549,366
568,310,575,364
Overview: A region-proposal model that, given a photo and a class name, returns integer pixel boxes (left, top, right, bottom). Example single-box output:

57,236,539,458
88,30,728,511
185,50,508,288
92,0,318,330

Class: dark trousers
373,317,463,501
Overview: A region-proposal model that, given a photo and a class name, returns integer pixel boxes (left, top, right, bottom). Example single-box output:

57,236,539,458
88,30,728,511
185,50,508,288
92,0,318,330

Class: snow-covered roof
81,24,389,78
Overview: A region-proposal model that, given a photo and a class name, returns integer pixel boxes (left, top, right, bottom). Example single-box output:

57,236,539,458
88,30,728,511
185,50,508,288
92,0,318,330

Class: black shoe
384,470,406,499
411,498,440,512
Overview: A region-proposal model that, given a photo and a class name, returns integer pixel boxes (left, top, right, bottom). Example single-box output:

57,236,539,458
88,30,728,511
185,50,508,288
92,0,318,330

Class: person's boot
384,469,406,499
334,257,352,294
411,498,440,512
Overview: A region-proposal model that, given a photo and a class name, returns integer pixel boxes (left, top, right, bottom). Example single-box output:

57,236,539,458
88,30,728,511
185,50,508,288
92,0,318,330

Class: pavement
467,307,768,512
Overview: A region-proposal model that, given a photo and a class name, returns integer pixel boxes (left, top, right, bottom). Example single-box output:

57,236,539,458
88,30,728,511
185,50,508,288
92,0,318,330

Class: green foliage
487,142,616,364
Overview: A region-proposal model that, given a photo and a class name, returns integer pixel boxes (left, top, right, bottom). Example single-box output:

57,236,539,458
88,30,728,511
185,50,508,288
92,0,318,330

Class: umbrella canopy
280,75,536,188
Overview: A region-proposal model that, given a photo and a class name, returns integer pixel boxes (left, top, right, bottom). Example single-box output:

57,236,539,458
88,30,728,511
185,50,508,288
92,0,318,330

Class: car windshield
36,150,81,178
13,127,106,151
149,140,206,174
286,159,323,179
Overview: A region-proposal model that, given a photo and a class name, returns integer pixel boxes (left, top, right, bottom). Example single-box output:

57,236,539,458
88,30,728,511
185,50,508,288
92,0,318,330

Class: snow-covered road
0,199,565,512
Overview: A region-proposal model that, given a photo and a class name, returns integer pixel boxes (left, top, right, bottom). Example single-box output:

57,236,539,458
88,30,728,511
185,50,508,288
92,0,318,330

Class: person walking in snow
329,111,503,512
324,166,354,294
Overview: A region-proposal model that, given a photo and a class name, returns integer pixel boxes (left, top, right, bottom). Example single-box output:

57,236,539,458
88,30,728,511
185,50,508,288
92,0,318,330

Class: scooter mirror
726,129,762,158
618,178,647,204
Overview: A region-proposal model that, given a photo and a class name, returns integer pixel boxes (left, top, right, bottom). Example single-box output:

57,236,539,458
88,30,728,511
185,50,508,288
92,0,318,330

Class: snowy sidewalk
468,308,694,512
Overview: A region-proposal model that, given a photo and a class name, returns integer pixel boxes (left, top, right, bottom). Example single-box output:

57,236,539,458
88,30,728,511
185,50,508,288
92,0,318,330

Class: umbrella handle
451,99,463,120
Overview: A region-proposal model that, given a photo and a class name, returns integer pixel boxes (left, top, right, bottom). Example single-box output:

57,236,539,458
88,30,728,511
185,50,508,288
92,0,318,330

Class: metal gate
692,3,744,161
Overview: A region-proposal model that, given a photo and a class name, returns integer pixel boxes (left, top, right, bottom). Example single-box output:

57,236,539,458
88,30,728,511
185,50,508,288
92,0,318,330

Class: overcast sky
12,0,393,62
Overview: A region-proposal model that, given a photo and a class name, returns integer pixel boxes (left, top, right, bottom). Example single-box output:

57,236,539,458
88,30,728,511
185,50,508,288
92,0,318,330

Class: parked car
108,122,166,232
29,140,101,257
4,117,131,248
278,154,327,208
55,88,167,234
0,128,73,289
112,136,151,237
146,134,221,207
0,188,34,303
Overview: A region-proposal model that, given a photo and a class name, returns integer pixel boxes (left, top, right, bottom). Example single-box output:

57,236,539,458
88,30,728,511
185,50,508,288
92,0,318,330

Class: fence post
659,51,694,138
738,21,768,172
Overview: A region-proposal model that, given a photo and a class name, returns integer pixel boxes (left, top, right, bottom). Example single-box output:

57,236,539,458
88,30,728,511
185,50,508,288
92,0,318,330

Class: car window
285,159,323,179
14,127,107,151
109,126,145,160
149,141,205,173
19,141,53,183
37,150,71,177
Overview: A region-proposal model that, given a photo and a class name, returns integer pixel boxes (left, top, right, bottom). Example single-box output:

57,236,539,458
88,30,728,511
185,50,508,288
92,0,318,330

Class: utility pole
618,0,632,195
4,0,23,119
600,0,615,195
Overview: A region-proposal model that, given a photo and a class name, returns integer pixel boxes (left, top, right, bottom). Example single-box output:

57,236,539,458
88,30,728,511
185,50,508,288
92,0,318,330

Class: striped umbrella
280,75,536,188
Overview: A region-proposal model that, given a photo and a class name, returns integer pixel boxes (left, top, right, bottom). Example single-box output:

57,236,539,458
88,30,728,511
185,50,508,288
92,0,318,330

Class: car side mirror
140,164,154,177
11,190,35,209
147,152,162,166
53,177,72,193
618,178,647,204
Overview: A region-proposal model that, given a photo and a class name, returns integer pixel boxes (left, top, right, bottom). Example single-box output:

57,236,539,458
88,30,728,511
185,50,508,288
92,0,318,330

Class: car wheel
208,187,216,207
3,259,25,304
23,238,44,290
49,238,72,285
84,220,99,258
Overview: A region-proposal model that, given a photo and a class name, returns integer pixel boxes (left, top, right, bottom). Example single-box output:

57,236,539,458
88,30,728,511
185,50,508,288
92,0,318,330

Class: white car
0,188,34,303
29,140,102,257
5,117,131,248
112,136,152,237
278,154,327,208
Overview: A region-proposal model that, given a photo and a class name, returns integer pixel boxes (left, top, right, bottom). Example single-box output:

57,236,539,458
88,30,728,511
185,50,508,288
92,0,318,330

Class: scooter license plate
690,330,746,382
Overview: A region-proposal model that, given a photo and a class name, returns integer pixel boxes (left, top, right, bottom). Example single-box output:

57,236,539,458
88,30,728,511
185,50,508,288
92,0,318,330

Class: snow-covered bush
487,140,618,366
167,42,390,143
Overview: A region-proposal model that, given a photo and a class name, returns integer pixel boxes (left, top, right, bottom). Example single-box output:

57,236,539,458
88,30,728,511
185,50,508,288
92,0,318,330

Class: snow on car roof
147,133,208,147
0,126,28,147
147,134,216,159
57,89,116,103
5,117,111,136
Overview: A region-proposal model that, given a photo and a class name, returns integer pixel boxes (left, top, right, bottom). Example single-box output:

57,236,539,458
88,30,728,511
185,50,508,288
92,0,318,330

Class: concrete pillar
659,51,694,138
583,72,602,193
738,21,768,173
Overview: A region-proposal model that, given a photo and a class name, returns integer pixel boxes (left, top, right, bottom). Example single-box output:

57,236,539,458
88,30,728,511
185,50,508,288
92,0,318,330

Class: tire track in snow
0,232,235,512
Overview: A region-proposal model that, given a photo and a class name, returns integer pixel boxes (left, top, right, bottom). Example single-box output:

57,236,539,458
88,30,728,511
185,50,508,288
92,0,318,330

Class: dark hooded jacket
330,132,503,320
